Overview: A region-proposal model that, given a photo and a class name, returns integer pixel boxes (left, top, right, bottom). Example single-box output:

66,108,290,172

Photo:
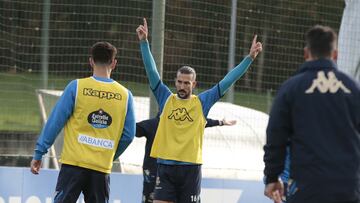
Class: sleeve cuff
245,55,254,62
140,39,149,44
264,175,279,185
33,151,44,161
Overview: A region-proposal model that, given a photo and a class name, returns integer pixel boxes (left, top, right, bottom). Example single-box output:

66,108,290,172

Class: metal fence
0,0,346,167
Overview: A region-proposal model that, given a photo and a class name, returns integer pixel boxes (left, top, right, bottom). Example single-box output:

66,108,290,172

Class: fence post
227,0,238,103
41,0,50,89
149,0,166,118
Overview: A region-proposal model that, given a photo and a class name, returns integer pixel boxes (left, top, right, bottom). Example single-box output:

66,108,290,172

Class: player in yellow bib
136,114,236,203
137,18,262,203
30,42,136,203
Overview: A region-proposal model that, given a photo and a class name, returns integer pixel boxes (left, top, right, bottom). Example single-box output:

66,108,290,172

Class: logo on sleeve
88,109,112,128
168,108,193,122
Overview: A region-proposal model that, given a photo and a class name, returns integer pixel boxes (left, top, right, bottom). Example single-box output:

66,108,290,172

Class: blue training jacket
264,59,360,201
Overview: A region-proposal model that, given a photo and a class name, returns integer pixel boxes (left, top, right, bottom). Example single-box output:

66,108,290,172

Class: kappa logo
83,88,122,100
305,71,351,94
168,108,193,122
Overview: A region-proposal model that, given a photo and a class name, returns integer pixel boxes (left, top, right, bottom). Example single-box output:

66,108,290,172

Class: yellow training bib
60,77,128,173
150,94,206,164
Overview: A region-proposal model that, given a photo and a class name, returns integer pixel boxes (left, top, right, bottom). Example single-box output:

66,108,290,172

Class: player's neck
93,67,112,79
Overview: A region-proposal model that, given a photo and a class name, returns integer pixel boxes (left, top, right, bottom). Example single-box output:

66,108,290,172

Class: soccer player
136,18,262,203
30,42,136,203
264,25,360,203
136,115,236,203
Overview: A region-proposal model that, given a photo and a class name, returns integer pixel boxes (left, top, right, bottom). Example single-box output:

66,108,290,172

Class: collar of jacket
297,58,337,74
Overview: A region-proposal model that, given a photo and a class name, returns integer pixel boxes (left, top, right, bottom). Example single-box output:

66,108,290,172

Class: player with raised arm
137,18,262,203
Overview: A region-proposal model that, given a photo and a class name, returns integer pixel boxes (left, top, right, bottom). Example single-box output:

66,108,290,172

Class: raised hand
249,35,263,59
136,18,148,41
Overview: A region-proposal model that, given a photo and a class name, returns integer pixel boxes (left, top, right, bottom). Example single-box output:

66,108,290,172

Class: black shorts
142,168,157,203
154,164,201,203
54,164,110,203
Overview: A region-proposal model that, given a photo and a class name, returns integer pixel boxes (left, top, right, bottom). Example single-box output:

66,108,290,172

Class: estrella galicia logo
88,109,112,128
168,108,193,122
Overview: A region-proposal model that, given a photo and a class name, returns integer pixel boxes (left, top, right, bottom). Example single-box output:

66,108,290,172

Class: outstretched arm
219,35,263,96
199,35,262,116
205,118,237,127
137,18,172,112
137,18,161,90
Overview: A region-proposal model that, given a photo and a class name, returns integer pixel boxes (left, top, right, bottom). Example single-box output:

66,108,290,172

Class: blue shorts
54,164,109,203
154,164,201,203
142,167,157,202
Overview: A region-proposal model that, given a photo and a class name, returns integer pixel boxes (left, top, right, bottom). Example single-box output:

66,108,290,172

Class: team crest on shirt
168,108,193,122
88,109,112,128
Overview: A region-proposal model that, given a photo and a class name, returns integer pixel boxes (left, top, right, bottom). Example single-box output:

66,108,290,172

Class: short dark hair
90,42,117,65
177,66,196,80
305,25,337,59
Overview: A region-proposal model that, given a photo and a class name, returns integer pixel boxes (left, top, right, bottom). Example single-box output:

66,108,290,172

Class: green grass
233,91,272,113
0,72,272,133
0,72,68,132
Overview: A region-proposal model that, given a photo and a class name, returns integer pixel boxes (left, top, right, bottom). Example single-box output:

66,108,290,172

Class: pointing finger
252,34,258,45
143,18,147,29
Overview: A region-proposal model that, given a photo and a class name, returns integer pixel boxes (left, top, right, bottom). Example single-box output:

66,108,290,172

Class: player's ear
332,49,338,62
192,81,197,89
304,47,310,61
89,57,94,67
111,59,117,70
